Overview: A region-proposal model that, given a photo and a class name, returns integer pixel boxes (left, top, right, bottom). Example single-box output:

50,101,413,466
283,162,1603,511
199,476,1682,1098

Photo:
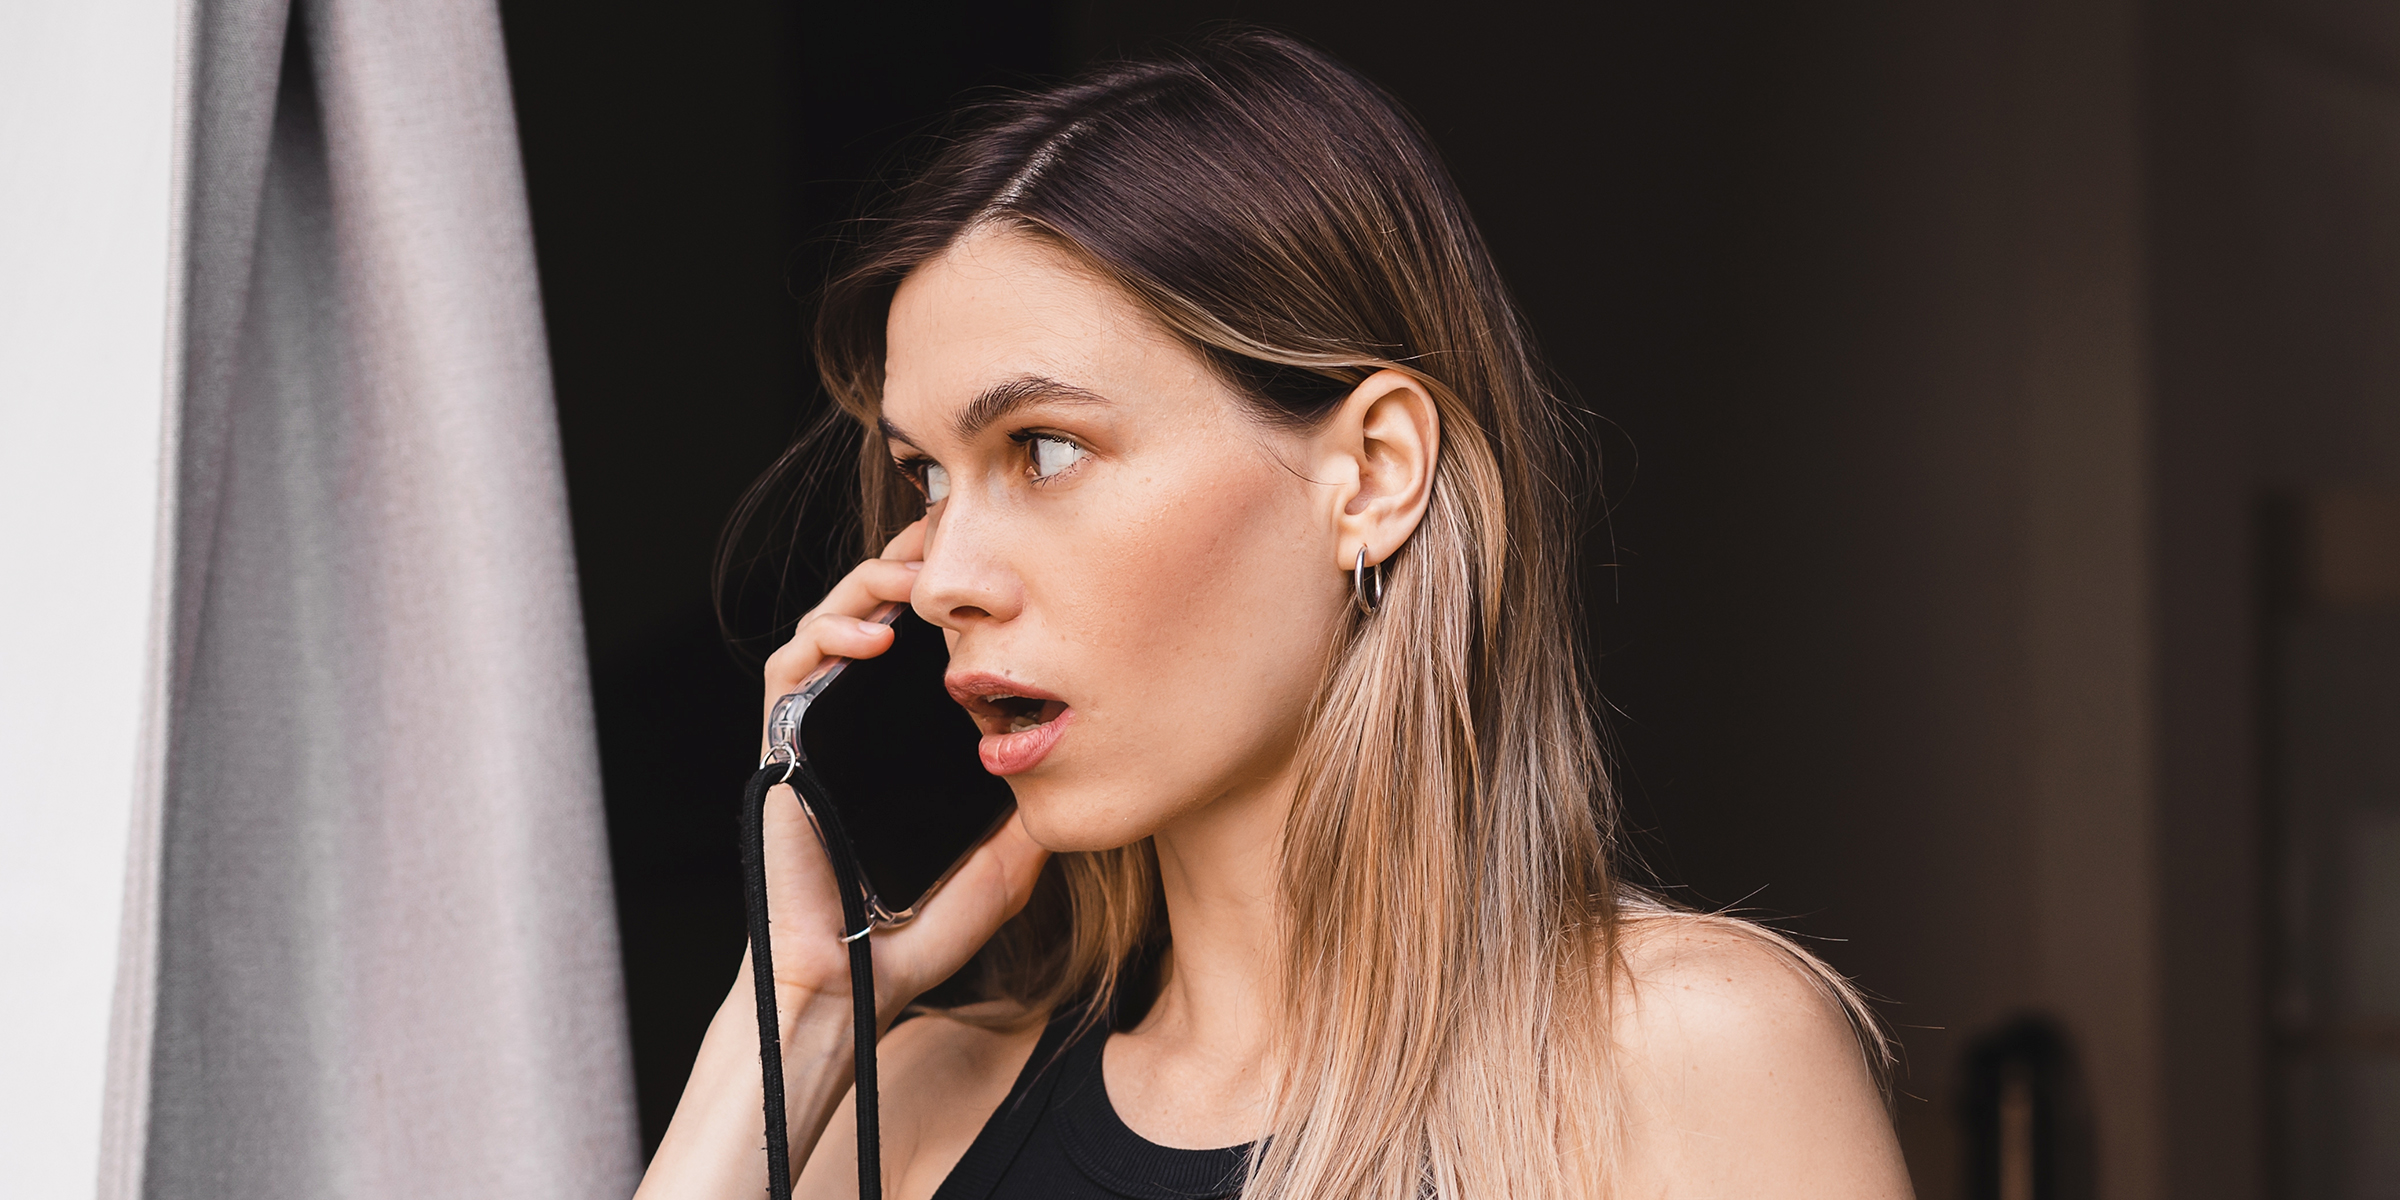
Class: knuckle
765,634,820,676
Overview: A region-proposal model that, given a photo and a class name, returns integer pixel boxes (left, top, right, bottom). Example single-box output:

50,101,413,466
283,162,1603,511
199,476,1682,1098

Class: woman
639,30,1910,1200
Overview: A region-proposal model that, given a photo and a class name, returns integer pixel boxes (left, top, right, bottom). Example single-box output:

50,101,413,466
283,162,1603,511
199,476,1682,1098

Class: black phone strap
740,761,882,1200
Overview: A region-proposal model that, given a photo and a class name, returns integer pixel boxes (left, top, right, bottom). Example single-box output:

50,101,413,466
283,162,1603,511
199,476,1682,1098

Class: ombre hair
779,29,1884,1200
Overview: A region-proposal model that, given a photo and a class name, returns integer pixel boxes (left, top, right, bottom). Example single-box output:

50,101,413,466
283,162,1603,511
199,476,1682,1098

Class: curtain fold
105,1,640,1195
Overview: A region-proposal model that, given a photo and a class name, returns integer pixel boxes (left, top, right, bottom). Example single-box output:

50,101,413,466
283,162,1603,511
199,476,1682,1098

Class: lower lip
979,708,1072,776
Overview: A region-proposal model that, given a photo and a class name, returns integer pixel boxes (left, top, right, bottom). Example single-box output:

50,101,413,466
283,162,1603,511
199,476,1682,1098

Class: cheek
1031,448,1341,825
1066,454,1324,672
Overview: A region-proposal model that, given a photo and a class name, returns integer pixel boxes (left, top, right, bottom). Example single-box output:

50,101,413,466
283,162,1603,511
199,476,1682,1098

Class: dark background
498,0,1750,1156
494,3,2400,1197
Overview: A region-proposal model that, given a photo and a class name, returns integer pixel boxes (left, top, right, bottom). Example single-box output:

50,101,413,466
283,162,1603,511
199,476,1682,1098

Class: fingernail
904,560,924,571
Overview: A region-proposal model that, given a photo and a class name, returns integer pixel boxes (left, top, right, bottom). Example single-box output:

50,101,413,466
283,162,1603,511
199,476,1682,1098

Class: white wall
0,1,178,1194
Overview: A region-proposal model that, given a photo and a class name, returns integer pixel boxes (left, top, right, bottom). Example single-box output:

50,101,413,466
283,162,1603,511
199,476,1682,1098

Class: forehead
881,229,1216,440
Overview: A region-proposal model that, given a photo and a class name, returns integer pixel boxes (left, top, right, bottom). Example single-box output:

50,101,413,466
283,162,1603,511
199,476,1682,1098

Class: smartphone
764,603,1017,926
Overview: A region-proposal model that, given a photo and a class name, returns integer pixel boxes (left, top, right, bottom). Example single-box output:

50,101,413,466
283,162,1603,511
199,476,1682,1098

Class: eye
1028,435,1085,480
922,463,951,504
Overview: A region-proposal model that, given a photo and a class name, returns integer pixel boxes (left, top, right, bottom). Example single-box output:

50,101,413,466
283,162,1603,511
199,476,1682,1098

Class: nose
909,495,1021,632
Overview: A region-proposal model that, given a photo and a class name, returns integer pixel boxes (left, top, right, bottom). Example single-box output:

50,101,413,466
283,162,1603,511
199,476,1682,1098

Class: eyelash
888,430,1088,498
893,455,938,498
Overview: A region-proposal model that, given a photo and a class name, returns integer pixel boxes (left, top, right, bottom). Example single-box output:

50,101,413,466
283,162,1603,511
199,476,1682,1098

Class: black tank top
930,1012,1253,1200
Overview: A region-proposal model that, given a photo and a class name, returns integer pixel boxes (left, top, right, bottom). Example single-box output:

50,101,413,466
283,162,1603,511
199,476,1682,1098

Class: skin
634,229,1914,1200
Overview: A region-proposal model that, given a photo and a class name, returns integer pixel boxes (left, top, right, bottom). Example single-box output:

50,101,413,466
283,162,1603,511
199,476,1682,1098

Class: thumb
884,813,1049,976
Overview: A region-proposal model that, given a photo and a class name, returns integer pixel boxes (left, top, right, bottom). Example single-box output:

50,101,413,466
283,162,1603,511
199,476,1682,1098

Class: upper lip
944,669,1065,724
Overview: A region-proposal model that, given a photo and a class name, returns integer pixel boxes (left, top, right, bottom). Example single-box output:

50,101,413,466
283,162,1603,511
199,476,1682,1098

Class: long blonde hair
787,29,1884,1199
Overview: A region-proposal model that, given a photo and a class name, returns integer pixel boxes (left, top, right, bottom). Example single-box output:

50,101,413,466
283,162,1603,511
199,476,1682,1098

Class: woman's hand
636,521,1049,1200
752,518,1050,1025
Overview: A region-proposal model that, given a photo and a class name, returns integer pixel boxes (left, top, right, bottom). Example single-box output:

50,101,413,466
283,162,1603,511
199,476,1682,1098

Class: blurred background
492,1,2400,1197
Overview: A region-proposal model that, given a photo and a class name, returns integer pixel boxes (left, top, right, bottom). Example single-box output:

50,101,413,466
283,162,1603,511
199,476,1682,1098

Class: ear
1315,368,1440,570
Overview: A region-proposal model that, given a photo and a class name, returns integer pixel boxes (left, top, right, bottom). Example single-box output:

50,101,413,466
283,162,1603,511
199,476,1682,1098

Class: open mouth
948,671,1073,774
948,672,1074,775
981,693,1068,734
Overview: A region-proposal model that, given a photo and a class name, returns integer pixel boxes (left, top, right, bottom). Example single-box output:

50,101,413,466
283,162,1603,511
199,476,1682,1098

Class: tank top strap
928,1010,1092,1200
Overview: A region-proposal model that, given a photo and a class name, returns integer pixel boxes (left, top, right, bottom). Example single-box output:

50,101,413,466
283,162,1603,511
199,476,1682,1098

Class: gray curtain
103,1,640,1195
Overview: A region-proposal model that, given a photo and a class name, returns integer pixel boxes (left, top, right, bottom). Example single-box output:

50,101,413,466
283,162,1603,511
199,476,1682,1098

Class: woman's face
881,228,1351,851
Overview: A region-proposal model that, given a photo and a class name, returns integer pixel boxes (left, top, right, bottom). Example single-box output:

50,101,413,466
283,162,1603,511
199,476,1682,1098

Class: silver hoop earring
1352,546,1384,616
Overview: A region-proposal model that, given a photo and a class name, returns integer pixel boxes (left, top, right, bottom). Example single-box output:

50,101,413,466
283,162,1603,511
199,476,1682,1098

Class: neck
1131,754,1295,1071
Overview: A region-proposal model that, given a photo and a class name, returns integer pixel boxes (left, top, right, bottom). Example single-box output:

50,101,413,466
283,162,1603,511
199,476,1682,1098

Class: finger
954,813,1050,915
879,518,928,563
803,557,921,627
761,561,920,692
759,615,896,727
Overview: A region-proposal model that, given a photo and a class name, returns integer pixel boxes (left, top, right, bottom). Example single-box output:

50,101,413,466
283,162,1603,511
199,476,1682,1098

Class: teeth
980,690,1053,733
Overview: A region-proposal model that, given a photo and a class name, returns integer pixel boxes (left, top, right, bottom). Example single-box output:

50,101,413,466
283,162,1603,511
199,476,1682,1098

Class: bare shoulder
1609,912,1913,1199
1612,912,1873,1070
796,1003,1045,1200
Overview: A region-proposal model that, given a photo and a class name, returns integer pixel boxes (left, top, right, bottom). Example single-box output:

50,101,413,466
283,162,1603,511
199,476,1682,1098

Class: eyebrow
877,375,1112,448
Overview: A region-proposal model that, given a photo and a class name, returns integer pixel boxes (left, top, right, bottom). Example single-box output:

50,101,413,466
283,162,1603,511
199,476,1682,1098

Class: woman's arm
1612,919,1915,1199
637,954,861,1200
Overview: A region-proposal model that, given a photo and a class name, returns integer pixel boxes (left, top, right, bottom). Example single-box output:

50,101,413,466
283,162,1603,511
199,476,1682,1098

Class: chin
1004,776,1162,854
